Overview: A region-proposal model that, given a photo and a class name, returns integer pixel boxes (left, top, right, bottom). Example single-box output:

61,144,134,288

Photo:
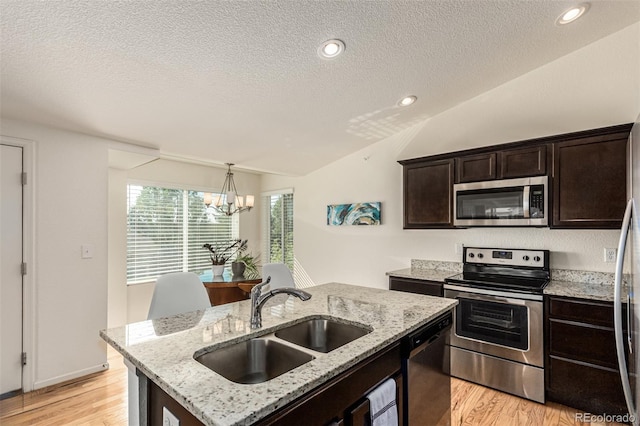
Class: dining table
199,270,262,306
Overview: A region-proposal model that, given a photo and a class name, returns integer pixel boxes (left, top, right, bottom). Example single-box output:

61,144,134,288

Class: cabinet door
552,136,628,228
498,145,547,179
456,153,496,183
403,159,454,229
389,277,443,297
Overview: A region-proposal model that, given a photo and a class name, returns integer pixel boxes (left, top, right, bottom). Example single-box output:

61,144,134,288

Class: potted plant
233,252,261,279
203,239,247,276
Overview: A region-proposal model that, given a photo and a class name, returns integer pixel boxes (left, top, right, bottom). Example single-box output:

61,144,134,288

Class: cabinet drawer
547,356,627,415
548,297,613,327
548,319,617,368
389,277,443,297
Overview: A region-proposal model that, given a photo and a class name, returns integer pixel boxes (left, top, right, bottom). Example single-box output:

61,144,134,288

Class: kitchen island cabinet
101,283,456,425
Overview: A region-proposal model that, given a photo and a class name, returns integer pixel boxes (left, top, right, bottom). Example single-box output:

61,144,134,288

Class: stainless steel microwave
453,176,548,227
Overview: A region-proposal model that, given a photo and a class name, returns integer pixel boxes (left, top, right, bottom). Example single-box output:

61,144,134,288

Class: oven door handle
443,284,543,302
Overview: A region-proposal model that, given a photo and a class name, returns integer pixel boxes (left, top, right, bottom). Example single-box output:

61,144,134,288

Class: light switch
81,244,94,259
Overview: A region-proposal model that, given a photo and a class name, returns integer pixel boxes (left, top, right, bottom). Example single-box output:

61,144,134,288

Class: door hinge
21,262,27,276
21,172,27,185
22,352,27,366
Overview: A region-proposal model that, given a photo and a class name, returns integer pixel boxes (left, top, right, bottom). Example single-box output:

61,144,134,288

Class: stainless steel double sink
194,317,371,384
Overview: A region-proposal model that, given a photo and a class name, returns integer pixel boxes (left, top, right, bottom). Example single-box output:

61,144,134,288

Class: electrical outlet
455,243,464,255
604,248,617,263
163,407,180,426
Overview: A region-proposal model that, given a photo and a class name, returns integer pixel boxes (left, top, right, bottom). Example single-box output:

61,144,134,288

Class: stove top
445,247,550,294
445,272,549,294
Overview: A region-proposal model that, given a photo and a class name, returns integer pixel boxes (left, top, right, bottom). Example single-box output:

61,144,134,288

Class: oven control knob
523,255,530,261
533,256,541,262
468,253,475,258
477,253,484,259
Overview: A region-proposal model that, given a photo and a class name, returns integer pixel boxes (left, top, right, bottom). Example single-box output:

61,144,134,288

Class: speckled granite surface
388,260,620,302
386,260,462,283
545,270,619,302
100,282,457,426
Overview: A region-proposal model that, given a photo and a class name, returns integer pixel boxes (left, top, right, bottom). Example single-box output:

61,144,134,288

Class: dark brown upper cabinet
456,153,496,183
456,145,546,183
552,131,629,229
499,145,547,179
402,159,454,229
399,123,632,230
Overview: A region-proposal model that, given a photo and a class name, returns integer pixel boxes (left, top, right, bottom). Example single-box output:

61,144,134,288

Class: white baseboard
33,362,110,390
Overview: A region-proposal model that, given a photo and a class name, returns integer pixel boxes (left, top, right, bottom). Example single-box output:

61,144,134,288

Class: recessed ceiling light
398,95,417,107
557,4,589,25
318,39,345,59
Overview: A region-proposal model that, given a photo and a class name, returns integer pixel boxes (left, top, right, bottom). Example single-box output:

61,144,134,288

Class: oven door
444,284,543,367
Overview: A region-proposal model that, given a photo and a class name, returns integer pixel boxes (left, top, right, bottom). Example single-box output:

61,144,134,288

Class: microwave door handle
523,185,530,218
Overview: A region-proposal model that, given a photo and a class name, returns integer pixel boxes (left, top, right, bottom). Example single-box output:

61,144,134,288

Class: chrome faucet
250,276,312,329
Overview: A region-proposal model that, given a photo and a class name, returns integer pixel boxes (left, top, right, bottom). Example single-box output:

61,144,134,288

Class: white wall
109,159,263,324
1,118,109,389
262,24,640,290
107,169,128,328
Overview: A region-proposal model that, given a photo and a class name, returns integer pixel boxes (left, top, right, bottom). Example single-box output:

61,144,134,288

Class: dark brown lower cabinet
145,343,403,426
389,277,443,297
545,296,628,415
257,344,403,426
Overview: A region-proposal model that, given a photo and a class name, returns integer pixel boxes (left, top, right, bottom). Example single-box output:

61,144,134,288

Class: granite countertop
100,282,457,426
387,260,619,302
543,269,619,302
386,267,458,283
386,260,462,283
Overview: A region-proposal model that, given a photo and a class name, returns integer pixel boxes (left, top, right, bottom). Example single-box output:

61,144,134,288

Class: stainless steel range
444,247,550,403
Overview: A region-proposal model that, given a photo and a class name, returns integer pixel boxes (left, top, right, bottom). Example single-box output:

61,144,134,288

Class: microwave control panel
529,185,545,218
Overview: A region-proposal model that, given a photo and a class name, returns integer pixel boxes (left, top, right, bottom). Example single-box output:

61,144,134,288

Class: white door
0,144,23,396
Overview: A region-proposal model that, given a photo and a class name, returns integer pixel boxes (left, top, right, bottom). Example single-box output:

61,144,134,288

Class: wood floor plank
0,350,628,425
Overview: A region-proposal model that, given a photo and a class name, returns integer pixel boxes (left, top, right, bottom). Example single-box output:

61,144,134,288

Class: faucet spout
250,277,311,329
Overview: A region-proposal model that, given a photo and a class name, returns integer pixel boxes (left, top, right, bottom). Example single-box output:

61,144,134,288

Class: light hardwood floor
0,348,625,425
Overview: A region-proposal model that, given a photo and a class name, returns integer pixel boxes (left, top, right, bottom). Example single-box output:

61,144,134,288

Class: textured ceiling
2,1,639,175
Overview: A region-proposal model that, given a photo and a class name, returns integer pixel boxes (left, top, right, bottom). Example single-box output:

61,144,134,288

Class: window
264,190,294,270
126,184,238,284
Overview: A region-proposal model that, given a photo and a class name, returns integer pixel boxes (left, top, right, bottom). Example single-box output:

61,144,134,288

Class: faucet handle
251,276,271,296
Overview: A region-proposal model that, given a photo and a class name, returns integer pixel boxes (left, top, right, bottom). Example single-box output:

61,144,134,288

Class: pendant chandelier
204,163,254,216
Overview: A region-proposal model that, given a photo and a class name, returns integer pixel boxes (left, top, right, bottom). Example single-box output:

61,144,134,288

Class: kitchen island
100,282,457,425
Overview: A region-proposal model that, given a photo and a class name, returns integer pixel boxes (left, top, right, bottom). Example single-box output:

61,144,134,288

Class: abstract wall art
327,202,381,226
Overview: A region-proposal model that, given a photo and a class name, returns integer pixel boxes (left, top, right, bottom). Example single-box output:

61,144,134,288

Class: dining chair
147,272,211,320
262,263,296,289
126,272,211,425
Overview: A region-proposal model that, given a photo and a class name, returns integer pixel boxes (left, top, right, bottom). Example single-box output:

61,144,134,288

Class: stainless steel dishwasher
402,311,452,426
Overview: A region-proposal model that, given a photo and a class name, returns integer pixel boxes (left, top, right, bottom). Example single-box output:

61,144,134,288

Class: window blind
264,191,294,270
127,185,238,284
